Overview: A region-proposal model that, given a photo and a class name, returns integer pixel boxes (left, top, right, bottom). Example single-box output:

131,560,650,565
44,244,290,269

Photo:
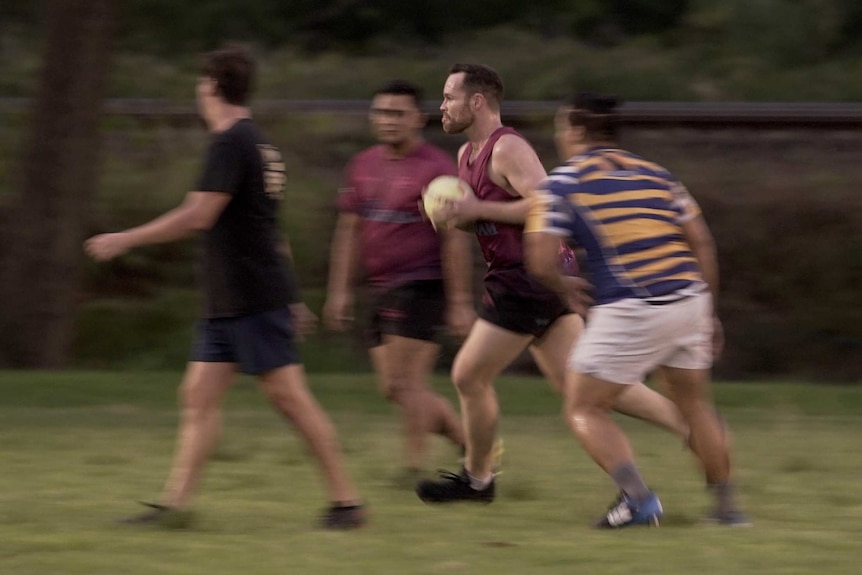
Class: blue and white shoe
593,492,663,529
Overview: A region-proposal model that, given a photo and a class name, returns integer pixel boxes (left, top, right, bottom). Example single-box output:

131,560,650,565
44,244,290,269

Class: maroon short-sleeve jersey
338,143,457,289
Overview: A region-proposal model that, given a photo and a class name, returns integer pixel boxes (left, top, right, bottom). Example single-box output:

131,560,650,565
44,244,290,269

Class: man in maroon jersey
416,64,687,504
324,80,474,481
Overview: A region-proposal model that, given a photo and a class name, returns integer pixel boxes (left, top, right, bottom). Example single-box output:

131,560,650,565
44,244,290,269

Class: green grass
1,372,861,574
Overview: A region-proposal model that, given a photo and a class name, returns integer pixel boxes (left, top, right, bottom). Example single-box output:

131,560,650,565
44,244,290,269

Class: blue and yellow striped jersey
526,146,705,305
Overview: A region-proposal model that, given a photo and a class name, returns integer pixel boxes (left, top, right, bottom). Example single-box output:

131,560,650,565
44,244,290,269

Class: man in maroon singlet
324,80,473,480
416,64,688,504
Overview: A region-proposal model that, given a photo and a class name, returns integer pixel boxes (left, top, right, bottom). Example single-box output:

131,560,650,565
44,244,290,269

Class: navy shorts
366,279,446,348
190,308,300,375
479,288,572,338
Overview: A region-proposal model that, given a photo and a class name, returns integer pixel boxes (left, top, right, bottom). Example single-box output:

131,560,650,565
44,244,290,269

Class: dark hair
201,44,255,106
373,79,423,109
568,92,621,140
449,63,504,110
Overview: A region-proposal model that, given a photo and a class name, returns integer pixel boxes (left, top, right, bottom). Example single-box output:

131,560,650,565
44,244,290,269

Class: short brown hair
449,63,504,110
201,44,255,106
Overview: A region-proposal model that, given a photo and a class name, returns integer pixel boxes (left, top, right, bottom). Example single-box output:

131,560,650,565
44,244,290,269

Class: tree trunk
0,0,116,367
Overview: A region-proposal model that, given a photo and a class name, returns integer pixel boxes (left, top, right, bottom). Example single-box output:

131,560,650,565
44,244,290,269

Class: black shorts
190,308,300,375
366,279,446,347
478,288,572,338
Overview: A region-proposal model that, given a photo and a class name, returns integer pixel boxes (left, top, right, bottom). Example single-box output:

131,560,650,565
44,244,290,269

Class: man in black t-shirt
85,45,365,529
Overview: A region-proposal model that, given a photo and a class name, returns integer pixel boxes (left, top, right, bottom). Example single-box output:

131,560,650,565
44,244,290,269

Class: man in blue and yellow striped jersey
524,93,748,529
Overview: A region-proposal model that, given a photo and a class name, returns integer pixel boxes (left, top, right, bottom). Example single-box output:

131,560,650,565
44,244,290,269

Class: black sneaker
415,468,495,504
118,502,193,528
320,503,367,530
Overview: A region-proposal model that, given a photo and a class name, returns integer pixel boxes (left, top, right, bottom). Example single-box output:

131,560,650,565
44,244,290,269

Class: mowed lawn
1,371,861,575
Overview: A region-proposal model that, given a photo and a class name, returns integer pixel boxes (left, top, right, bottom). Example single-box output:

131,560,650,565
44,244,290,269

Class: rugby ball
423,175,470,230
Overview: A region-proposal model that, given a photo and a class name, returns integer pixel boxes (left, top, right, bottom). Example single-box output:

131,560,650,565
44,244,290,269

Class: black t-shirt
196,118,299,317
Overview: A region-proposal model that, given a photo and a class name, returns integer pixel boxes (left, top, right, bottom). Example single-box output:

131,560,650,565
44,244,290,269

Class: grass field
1,371,861,574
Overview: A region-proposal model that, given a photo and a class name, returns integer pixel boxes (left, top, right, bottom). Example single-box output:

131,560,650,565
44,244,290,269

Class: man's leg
566,371,634,474
416,319,529,503
160,361,236,510
450,320,531,480
658,365,746,523
259,364,361,507
566,370,663,527
530,314,687,437
369,335,463,471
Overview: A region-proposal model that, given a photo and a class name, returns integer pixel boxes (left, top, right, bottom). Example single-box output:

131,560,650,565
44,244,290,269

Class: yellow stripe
640,270,701,285
571,189,673,207
578,172,671,186
577,156,611,171
524,196,550,234
604,151,665,172
616,241,689,265
599,218,679,248
627,256,697,281
591,207,676,222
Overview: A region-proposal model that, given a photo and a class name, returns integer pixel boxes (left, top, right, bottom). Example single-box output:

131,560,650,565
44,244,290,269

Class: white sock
467,471,493,490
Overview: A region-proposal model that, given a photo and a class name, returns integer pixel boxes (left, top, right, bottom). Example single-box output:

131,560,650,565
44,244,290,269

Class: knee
382,380,409,403
177,381,218,420
261,378,300,408
451,363,490,397
566,402,601,438
564,387,607,431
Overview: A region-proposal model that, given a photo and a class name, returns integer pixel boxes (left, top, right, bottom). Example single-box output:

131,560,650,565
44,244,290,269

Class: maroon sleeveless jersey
458,126,565,300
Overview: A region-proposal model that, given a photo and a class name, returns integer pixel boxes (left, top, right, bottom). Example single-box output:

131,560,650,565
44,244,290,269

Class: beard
442,112,473,134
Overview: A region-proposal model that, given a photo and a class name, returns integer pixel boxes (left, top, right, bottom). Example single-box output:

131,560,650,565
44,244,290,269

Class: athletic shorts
190,308,300,375
478,287,572,338
570,291,714,385
366,279,446,348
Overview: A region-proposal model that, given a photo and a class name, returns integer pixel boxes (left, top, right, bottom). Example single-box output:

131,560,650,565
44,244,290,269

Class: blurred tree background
0,0,860,378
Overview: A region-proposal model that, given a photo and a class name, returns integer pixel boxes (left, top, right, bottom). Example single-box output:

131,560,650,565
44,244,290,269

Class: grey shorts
571,292,713,384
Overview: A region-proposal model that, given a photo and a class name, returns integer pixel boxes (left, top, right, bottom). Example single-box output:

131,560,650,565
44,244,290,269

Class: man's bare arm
681,215,719,314
85,191,231,261
323,212,361,330
440,226,475,337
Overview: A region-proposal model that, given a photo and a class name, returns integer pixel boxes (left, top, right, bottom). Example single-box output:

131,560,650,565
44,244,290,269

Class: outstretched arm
84,191,231,261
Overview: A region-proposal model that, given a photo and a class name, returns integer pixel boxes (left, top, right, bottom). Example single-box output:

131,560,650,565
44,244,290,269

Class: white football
423,175,470,230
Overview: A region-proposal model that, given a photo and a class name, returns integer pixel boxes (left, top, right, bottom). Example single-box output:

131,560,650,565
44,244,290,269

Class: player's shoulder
346,145,383,171
540,163,580,195
620,148,673,178
490,131,538,166
215,120,271,155
493,131,532,152
353,145,382,162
